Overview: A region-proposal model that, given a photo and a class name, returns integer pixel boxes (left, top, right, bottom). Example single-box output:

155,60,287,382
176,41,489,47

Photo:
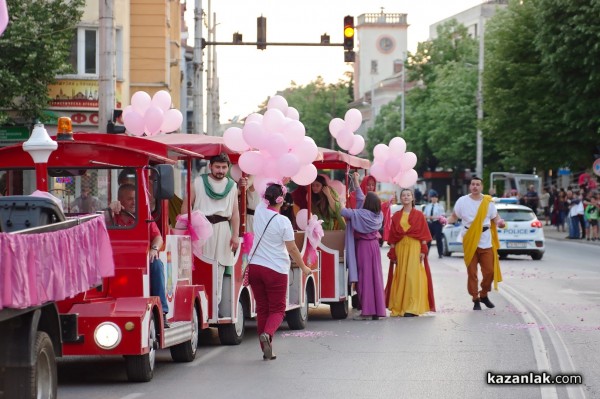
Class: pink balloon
252,176,272,198
151,90,172,111
370,162,387,182
373,143,390,162
291,137,319,165
399,152,418,171
124,111,145,136
328,118,346,138
397,169,418,188
261,156,281,179
144,106,164,136
263,108,286,133
349,135,365,155
223,127,250,152
344,108,363,132
292,163,318,186
336,129,354,151
245,113,263,124
296,209,309,231
131,91,151,114
276,153,301,177
266,133,289,158
267,95,289,113
238,151,264,175
242,122,266,149
389,137,407,157
122,105,134,120
286,107,300,121
283,119,306,147
160,109,183,133
229,164,242,182
385,157,402,178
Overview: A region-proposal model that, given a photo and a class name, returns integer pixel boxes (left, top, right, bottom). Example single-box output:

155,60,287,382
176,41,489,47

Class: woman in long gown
386,188,436,317
341,173,386,320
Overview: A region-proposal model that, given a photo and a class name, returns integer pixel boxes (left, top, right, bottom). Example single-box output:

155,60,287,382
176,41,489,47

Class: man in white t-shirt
447,176,505,310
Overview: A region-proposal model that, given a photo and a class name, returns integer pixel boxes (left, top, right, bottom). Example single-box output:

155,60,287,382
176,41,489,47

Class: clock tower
355,11,408,107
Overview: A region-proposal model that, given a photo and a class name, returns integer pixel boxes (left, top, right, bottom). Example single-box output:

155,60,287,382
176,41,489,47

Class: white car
442,198,545,260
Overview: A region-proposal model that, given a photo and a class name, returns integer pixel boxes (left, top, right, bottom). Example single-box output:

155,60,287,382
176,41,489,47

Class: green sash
201,174,235,200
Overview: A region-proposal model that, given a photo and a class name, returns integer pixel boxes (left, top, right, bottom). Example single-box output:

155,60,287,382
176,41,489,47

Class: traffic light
257,16,267,50
343,15,354,51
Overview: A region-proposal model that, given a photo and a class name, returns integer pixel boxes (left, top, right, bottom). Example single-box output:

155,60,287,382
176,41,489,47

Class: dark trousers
427,221,444,256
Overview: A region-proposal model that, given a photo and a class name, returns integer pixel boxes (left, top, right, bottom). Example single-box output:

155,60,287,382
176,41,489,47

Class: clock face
377,36,395,54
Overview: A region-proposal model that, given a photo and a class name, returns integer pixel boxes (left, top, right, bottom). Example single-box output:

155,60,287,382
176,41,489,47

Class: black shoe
163,313,170,328
439,254,443,259
473,300,482,311
480,296,495,308
371,316,380,320
404,313,417,317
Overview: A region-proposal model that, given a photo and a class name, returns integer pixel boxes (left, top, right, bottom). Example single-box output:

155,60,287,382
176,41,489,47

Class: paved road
57,234,599,399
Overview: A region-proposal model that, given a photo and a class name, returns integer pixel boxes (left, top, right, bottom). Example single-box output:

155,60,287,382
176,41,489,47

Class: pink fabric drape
0,0,8,36
0,216,115,310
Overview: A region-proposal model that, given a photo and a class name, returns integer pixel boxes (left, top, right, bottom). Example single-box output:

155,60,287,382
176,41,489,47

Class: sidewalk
542,224,599,245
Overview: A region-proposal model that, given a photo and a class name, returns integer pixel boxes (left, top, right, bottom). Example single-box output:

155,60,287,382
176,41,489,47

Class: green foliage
484,0,598,172
367,20,480,172
260,75,353,149
0,0,84,124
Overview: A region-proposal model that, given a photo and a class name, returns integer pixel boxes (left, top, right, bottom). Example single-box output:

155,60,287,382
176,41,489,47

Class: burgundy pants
248,264,287,343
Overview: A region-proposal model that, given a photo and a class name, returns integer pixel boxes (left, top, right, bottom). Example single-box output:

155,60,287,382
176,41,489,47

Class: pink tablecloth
0,216,115,309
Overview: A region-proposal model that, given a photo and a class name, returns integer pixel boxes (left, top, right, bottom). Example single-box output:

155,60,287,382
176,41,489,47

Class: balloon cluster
123,91,183,136
223,95,319,187
370,137,419,188
328,108,366,155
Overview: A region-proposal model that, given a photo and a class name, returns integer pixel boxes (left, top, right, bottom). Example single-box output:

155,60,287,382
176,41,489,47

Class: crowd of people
542,173,599,241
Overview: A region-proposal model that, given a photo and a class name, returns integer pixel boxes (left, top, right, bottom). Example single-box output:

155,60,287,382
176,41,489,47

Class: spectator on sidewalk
567,191,581,239
584,196,599,241
540,187,551,226
524,184,539,215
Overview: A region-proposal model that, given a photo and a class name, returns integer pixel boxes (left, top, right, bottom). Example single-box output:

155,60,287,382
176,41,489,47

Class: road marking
187,346,227,366
500,286,558,399
503,285,587,399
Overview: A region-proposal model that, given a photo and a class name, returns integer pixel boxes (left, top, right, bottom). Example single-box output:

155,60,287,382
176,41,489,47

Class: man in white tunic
182,153,241,306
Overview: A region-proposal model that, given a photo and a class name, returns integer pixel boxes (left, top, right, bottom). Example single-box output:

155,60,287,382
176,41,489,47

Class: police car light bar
493,197,518,204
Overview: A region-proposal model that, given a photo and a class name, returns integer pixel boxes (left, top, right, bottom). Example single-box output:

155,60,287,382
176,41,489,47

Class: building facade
45,0,184,134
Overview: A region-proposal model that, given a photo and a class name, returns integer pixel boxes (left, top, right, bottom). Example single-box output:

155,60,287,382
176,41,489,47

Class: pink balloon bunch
224,95,319,186
123,90,183,136
369,137,419,188
328,108,366,155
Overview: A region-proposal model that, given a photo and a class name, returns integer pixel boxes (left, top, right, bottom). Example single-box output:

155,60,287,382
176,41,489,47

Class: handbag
243,213,278,287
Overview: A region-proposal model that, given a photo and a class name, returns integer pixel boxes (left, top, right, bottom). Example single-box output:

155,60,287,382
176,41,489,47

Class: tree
367,20,481,172
484,0,599,172
259,75,353,149
0,0,84,125
535,0,600,166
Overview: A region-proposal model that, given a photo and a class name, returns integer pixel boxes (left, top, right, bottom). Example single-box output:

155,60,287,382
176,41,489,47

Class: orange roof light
57,117,74,141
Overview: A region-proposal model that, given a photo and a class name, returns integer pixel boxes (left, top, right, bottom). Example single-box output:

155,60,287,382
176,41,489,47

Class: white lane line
503,285,586,399
186,345,227,366
501,286,558,399
119,394,144,399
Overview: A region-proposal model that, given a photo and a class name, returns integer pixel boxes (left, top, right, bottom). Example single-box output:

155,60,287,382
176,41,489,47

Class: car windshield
499,209,535,222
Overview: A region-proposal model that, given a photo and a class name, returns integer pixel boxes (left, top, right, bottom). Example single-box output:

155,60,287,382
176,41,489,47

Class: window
371,60,378,74
498,209,535,222
68,27,123,78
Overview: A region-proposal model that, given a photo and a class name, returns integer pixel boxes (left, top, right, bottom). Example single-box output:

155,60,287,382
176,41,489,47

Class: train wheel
125,313,157,382
218,298,245,345
170,305,199,362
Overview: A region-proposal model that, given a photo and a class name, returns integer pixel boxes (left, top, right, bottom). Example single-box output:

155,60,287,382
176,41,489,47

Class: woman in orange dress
386,188,435,317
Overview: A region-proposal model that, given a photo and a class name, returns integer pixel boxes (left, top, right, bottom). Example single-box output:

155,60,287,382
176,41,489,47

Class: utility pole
400,60,405,132
99,0,116,133
206,2,212,136
475,13,485,179
193,0,204,134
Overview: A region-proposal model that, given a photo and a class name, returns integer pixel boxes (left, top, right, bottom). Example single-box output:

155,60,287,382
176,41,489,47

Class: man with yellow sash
447,177,506,310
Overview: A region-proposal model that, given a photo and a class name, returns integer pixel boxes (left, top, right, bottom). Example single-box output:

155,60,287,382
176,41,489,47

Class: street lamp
22,122,58,192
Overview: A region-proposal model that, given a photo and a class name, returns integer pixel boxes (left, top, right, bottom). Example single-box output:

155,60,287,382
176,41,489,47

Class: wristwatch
151,245,159,251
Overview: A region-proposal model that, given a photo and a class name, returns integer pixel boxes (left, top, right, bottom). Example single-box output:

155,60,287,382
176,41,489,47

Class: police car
442,198,545,260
